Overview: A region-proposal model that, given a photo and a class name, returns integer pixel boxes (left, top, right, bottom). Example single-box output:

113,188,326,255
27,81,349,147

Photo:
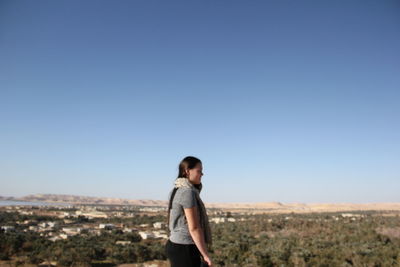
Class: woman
165,156,213,267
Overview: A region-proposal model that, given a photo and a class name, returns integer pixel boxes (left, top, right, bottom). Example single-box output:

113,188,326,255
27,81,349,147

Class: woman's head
177,156,203,185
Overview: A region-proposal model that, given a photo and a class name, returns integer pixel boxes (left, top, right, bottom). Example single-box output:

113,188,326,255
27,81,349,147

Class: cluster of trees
0,227,164,266
209,211,400,266
0,210,166,266
1,210,399,266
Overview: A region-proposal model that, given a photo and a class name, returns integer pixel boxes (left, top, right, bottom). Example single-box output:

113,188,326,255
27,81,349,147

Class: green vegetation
209,211,400,266
1,210,399,266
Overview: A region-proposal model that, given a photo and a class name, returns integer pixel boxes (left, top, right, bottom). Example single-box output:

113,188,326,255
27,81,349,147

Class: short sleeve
179,189,197,209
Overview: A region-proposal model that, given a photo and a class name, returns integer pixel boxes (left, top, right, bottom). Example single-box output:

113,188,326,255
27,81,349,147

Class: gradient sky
1,0,399,204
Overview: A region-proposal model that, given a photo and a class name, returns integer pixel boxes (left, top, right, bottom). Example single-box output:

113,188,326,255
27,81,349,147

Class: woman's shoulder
175,187,197,208
175,187,196,196
175,187,197,197
171,187,198,202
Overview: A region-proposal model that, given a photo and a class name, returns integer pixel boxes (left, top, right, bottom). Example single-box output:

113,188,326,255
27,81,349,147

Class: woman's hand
202,255,213,266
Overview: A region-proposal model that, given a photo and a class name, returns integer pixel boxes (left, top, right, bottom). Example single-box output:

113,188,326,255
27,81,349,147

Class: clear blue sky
1,0,399,204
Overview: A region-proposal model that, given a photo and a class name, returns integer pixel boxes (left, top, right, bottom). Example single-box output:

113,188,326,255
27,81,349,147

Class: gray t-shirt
168,187,198,244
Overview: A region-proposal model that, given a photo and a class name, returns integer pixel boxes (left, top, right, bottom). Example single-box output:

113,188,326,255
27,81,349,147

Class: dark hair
177,156,202,179
166,156,202,234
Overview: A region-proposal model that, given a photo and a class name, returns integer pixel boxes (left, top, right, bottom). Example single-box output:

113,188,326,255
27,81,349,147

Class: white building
99,223,115,230
62,212,72,217
48,236,63,242
153,230,168,239
28,225,39,231
76,210,108,218
62,227,81,235
341,213,363,218
1,226,15,232
39,221,57,228
59,234,68,239
153,222,165,229
210,217,225,224
139,207,162,212
138,231,155,239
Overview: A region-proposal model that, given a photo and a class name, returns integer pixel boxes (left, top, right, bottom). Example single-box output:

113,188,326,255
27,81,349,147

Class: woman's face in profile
187,163,203,184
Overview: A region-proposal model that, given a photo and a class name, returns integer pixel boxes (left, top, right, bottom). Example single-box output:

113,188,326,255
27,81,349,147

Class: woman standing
165,156,213,267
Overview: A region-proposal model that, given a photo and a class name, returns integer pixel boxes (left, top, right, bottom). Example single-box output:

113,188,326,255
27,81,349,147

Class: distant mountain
0,195,17,201
205,201,400,213
1,194,399,213
11,193,167,206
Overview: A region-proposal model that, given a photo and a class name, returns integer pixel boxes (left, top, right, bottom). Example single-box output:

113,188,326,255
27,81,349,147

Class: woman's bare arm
184,206,209,258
